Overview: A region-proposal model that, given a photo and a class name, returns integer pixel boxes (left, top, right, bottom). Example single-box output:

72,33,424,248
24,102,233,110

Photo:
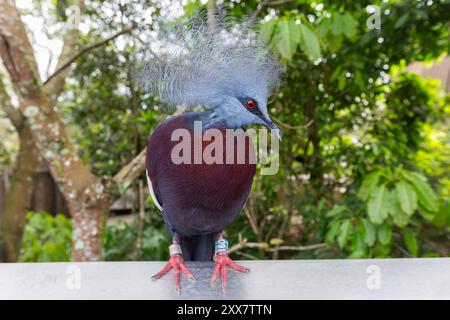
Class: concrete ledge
1,258,449,299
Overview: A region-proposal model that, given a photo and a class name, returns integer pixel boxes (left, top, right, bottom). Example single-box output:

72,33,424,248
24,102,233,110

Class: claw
179,261,196,281
221,264,228,294
152,254,195,294
210,260,221,286
210,252,250,294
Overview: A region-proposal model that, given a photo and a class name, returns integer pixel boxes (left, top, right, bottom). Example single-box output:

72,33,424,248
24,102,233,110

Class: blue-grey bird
140,18,281,293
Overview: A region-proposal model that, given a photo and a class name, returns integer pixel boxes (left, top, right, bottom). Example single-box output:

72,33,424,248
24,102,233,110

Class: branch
207,0,217,30
44,0,85,99
228,239,326,255
267,243,326,252
1,0,100,211
43,28,132,86
272,117,314,131
113,148,146,188
0,1,41,98
247,0,271,26
228,241,266,254
267,0,295,6
244,205,259,236
235,251,260,260
247,0,295,27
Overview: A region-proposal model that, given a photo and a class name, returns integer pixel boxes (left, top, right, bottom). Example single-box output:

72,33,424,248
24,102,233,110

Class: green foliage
298,24,321,62
360,168,434,226
403,228,419,256
20,210,170,262
358,171,381,201
402,170,438,212
261,18,321,62
260,7,360,62
61,0,160,178
326,168,447,258
317,12,359,52
367,185,388,225
227,0,449,260
396,181,418,216
22,0,447,261
103,220,169,261
274,18,301,60
20,211,72,262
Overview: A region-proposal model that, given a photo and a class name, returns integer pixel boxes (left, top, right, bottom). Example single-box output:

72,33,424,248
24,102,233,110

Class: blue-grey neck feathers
138,16,282,117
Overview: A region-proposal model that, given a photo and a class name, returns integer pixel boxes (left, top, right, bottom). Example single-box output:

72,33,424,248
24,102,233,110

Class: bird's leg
152,233,195,294
210,232,250,293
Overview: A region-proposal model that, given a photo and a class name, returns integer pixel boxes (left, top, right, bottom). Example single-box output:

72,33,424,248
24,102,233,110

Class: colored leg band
215,238,228,255
169,243,182,256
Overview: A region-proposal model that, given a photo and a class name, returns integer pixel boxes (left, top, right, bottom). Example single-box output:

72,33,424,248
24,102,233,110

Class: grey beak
262,118,282,140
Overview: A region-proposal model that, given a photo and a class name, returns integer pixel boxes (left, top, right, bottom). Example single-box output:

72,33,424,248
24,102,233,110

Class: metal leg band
169,243,182,256
215,238,228,255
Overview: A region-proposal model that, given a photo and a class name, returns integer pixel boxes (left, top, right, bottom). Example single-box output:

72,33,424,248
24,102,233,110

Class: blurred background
0,0,448,263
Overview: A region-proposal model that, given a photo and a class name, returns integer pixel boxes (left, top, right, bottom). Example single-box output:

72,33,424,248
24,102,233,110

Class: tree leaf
341,12,358,38
385,189,409,227
378,223,392,245
348,250,366,259
259,19,278,45
183,0,202,18
354,71,365,90
326,205,347,217
395,180,418,216
403,228,418,256
394,13,410,29
350,223,366,257
368,185,389,224
325,219,341,244
316,16,331,38
275,19,300,60
402,171,438,212
330,13,343,36
432,201,449,228
420,209,436,222
358,171,381,201
328,34,343,52
330,65,342,82
338,73,346,90
337,219,352,249
362,218,376,246
298,24,321,62
392,209,410,228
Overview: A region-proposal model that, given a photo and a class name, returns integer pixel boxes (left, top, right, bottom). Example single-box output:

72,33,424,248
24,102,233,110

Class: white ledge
1,258,450,299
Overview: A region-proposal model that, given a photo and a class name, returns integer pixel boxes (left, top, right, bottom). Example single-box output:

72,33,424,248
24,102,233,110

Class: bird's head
139,15,282,138
214,94,280,139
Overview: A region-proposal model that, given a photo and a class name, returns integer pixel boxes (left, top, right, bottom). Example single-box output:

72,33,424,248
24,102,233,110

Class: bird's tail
179,234,215,261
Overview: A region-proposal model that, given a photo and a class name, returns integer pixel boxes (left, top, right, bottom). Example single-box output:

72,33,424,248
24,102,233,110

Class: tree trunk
32,163,54,213
68,197,109,261
0,0,147,263
0,126,39,262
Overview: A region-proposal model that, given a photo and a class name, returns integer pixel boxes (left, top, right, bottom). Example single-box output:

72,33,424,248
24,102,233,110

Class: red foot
210,253,250,293
152,254,195,294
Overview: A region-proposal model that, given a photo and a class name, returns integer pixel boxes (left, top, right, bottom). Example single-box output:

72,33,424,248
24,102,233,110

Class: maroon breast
146,113,256,236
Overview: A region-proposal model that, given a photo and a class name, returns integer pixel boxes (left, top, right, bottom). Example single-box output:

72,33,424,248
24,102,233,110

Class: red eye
246,100,255,110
